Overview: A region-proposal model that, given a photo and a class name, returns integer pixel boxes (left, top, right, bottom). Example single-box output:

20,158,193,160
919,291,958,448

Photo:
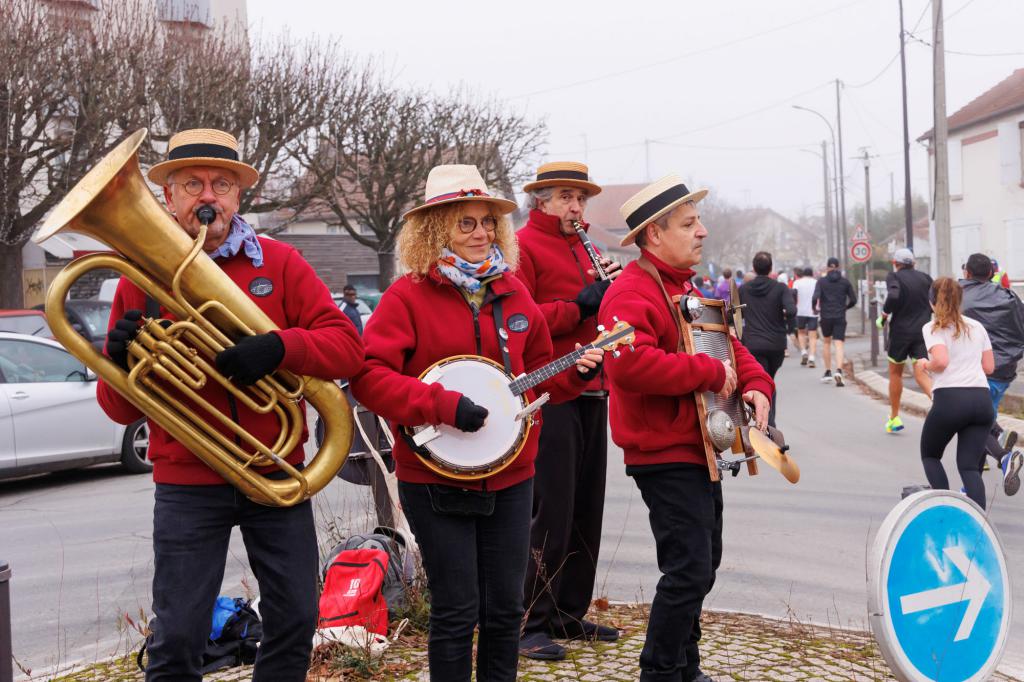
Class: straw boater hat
618,174,708,247
403,164,517,220
522,161,602,196
147,128,260,189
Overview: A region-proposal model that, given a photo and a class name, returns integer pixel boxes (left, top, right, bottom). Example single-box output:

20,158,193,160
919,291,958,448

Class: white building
919,68,1024,284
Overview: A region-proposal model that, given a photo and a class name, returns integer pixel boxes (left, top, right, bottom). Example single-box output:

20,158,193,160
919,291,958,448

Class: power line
846,0,932,88
510,0,869,100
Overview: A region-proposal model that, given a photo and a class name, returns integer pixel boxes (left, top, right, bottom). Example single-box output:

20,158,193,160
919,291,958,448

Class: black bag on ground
136,596,263,673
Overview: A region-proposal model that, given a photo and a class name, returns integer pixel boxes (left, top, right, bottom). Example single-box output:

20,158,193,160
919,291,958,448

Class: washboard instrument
674,295,798,484
404,319,635,481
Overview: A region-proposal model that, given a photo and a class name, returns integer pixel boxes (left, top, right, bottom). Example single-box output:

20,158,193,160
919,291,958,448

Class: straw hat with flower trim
618,174,708,247
403,164,517,220
522,161,602,196
147,128,260,189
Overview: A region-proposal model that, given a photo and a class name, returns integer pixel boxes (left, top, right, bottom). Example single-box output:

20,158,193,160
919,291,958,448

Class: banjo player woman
350,164,604,682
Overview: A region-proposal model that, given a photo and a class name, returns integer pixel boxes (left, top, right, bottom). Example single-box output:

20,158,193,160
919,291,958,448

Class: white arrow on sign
899,546,991,641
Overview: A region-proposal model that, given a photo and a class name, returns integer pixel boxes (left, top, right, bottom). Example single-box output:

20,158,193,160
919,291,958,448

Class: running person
812,257,856,386
960,253,1024,495
792,267,818,368
878,248,933,433
918,277,995,510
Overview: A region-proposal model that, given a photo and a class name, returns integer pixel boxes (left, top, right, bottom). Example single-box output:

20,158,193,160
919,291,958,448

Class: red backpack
318,548,389,635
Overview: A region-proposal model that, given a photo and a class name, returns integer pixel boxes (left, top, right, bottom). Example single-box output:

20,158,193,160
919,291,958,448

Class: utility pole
899,0,915,250
822,140,833,259
835,79,849,271
932,0,952,276
890,171,895,210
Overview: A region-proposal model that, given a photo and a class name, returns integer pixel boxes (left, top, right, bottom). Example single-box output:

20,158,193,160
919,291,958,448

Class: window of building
157,0,212,27
1019,121,1024,185
326,225,340,234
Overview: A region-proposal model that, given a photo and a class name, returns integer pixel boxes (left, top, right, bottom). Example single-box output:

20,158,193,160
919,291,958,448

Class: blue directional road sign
868,490,1012,681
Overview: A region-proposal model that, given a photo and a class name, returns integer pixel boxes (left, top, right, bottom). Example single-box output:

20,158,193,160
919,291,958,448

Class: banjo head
414,356,529,478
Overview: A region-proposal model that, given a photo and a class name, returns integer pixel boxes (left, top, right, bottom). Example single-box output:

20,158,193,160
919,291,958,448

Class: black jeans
399,478,533,682
146,483,318,682
632,465,723,682
524,396,608,635
749,349,784,427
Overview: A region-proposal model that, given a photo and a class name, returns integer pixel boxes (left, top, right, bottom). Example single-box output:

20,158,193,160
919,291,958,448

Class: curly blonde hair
397,201,519,276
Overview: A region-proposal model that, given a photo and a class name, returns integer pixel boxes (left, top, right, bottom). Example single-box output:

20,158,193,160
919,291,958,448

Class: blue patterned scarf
437,246,509,293
210,214,264,267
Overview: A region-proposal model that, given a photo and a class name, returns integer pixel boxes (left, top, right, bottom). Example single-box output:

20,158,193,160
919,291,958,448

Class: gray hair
526,185,591,211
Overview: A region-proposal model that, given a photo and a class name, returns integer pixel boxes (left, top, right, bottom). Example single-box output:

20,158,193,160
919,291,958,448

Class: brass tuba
33,129,353,507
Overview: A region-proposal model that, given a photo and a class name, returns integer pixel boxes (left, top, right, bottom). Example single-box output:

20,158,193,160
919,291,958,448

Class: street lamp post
793,105,841,265
800,145,833,259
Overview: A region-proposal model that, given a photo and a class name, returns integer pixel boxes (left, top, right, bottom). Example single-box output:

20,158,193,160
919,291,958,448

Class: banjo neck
508,344,595,397
507,320,636,397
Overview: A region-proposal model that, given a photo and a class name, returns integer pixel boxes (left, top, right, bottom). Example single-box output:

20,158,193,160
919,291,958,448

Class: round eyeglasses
458,216,497,234
172,177,236,197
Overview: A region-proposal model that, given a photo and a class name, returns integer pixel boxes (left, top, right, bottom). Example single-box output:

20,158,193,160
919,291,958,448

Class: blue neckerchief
210,214,264,267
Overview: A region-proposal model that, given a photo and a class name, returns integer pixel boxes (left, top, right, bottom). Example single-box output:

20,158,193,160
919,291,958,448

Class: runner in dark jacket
960,252,1024,495
812,257,857,386
877,248,933,433
740,251,796,426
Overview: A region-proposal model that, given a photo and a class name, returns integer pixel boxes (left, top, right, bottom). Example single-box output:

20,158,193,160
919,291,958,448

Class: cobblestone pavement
36,604,1021,681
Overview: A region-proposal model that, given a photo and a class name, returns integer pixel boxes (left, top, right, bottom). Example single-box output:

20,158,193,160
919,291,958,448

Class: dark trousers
921,387,994,509
749,349,784,427
399,478,533,682
523,396,608,635
146,483,319,682
632,465,723,682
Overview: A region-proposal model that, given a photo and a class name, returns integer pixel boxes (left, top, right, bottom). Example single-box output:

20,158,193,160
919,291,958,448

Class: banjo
403,319,635,481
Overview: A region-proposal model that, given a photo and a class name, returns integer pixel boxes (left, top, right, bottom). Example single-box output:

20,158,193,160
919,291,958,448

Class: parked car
33,299,113,351
0,309,54,338
0,332,149,479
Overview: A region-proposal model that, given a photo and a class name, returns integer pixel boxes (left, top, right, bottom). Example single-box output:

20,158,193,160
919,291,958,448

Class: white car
0,332,150,480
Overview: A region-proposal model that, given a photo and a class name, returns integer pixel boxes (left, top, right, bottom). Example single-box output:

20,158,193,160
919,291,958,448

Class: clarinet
571,220,611,281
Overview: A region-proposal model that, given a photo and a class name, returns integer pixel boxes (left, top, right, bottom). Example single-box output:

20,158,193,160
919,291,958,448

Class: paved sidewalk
37,604,1022,681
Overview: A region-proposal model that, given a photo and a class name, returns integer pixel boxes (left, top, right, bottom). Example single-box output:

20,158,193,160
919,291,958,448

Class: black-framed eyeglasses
171,177,236,197
458,216,497,234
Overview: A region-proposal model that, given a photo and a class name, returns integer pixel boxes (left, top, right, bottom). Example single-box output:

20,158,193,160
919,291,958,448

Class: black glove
577,361,601,382
454,396,489,433
215,332,285,385
575,279,612,319
105,309,143,371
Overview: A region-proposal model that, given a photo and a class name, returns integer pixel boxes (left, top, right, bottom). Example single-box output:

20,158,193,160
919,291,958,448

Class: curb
845,355,1024,433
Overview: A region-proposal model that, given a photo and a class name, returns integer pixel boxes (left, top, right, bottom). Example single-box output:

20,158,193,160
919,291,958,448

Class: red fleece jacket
96,237,364,485
598,251,774,469
515,209,605,391
350,268,587,491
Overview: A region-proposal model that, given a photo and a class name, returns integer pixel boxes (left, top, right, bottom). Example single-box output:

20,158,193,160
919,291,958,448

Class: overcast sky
248,0,1023,223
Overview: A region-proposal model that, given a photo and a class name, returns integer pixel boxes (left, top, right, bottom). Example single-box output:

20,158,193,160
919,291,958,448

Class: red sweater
515,209,605,391
96,237,364,485
598,251,774,469
349,268,587,491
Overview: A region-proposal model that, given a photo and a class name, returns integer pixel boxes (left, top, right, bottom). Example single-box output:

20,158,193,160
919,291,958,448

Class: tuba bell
33,128,353,507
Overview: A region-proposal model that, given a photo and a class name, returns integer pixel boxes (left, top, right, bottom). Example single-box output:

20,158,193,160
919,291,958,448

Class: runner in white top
792,268,819,368
918,277,995,509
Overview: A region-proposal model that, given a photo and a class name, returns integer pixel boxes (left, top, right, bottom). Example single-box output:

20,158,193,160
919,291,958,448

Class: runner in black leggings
918,278,995,509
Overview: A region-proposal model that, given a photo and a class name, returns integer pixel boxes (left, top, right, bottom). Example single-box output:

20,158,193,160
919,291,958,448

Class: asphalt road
597,351,1024,676
2,353,1023,677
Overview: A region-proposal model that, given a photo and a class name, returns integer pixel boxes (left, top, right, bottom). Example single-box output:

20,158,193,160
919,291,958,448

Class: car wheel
120,419,152,474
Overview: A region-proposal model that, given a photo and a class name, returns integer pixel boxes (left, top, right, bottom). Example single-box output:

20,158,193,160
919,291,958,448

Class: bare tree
0,0,158,308
293,84,546,288
146,27,353,217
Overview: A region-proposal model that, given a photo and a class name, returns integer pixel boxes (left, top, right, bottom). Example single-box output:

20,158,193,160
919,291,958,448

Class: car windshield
0,314,53,337
68,301,112,337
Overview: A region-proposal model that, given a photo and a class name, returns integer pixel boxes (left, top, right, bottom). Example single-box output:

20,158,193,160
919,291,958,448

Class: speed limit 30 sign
851,240,872,263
